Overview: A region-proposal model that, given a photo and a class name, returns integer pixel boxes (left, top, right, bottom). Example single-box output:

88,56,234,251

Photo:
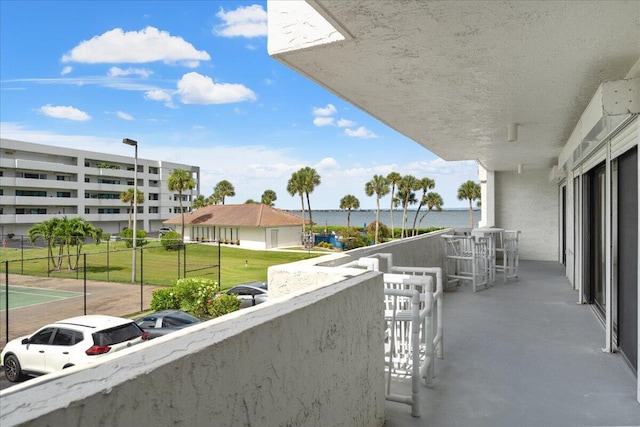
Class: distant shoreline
284,208,480,228
285,208,479,212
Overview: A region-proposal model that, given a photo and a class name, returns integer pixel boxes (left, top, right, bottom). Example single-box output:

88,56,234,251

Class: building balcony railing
1,231,639,426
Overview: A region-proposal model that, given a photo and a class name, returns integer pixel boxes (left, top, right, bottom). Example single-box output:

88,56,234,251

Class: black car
134,310,200,339
225,282,268,308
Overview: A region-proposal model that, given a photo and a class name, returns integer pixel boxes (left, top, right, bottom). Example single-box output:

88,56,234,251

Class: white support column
576,170,584,305
478,164,495,228
603,141,613,353
636,145,640,405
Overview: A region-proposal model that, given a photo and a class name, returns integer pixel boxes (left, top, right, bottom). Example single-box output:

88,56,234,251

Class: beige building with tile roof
163,203,308,249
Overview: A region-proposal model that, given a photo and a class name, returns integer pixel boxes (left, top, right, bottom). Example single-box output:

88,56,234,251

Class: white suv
159,227,174,236
1,315,148,382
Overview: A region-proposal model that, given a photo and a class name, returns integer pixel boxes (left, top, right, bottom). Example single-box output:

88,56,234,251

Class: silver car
225,282,268,308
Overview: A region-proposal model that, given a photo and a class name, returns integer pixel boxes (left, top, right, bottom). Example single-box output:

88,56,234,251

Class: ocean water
286,209,480,229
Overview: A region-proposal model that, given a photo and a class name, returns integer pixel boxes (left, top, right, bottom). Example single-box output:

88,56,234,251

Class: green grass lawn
0,241,320,290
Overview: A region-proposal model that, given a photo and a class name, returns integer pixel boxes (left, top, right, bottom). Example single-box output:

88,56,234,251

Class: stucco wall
269,230,449,298
0,273,386,427
495,170,558,261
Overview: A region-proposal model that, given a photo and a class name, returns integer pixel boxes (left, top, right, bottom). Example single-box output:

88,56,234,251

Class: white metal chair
442,234,489,292
495,230,520,282
383,273,435,417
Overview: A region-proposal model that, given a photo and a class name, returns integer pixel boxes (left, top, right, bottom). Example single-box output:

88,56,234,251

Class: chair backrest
501,230,520,252
383,273,433,308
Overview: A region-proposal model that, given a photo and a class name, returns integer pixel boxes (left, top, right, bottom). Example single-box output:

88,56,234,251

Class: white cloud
38,105,91,121
315,157,339,170
313,117,334,127
61,66,72,76
264,78,274,85
249,162,298,179
337,118,356,128
144,89,175,108
116,111,134,121
108,66,153,78
345,126,379,139
144,89,171,102
61,26,211,67
176,72,256,105
215,5,267,38
313,104,337,117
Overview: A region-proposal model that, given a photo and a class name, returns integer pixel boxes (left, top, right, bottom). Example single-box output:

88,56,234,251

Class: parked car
159,227,174,236
1,315,148,382
224,282,268,308
134,310,201,339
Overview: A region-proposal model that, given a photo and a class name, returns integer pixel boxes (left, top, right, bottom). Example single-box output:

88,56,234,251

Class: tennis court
1,274,161,343
0,285,83,310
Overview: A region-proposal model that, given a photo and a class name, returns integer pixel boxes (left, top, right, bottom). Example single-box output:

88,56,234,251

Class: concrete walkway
385,260,640,427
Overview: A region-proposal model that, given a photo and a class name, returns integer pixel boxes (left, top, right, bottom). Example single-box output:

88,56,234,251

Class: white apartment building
0,139,200,237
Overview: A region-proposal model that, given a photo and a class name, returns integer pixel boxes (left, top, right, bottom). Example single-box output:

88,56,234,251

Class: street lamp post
123,138,138,284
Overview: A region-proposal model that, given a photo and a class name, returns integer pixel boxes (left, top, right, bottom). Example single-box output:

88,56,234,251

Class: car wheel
4,354,25,382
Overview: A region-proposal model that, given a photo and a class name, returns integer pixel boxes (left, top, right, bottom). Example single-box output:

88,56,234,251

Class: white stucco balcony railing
3,230,639,426
0,230,451,426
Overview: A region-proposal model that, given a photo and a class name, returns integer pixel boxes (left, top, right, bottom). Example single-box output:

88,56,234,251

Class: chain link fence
1,240,221,343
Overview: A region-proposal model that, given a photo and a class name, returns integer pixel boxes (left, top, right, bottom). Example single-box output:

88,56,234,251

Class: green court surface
0,285,83,310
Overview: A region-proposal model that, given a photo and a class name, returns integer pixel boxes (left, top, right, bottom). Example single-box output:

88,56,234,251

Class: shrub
149,277,240,319
161,231,183,251
119,228,147,248
150,287,181,311
208,294,242,318
337,227,370,250
317,241,334,249
365,221,391,242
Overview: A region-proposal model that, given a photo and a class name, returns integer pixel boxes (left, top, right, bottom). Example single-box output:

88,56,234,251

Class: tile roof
163,204,308,227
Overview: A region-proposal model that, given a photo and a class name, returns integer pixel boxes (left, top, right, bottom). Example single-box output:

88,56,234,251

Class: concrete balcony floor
384,260,640,427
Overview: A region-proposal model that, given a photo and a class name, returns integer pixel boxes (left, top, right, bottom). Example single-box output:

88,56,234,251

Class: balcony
1,232,639,426
383,259,640,426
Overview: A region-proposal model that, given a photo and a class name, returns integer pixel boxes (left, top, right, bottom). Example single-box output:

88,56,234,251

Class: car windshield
163,313,199,327
93,323,143,346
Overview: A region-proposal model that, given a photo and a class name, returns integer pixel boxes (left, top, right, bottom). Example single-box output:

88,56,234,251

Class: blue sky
0,1,477,210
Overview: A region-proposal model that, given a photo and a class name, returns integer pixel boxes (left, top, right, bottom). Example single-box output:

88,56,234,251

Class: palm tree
27,218,59,269
261,189,277,206
68,217,101,270
299,167,321,233
120,188,144,230
416,192,444,232
386,172,402,238
167,169,195,239
211,191,222,205
192,195,211,209
396,175,420,238
214,180,235,204
339,194,360,229
287,170,307,233
457,180,481,227
411,177,435,235
364,174,390,244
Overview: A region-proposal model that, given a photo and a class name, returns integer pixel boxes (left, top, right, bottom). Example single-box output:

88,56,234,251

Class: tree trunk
374,198,380,244
305,193,313,234
179,191,185,240
389,188,395,238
